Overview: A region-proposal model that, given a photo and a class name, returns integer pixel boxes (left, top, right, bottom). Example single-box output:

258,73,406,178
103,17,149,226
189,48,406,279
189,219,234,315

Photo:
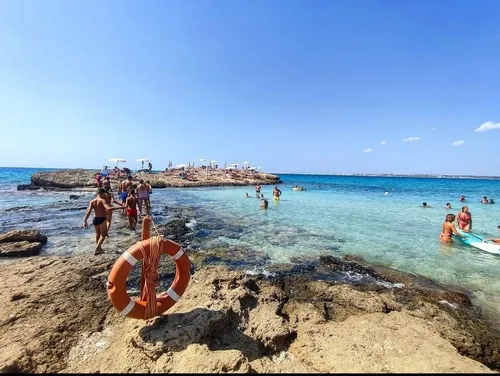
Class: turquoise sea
1,167,500,324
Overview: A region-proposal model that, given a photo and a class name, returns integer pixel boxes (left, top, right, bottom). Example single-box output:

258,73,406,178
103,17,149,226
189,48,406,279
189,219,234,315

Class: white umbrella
231,163,238,167
211,160,217,163
242,161,250,164
225,166,234,170
199,158,206,162
109,158,126,168
137,158,149,169
176,164,188,168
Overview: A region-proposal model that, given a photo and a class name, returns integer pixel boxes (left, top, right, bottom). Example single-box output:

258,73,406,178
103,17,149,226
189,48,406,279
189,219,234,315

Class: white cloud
474,121,500,132
403,137,420,142
363,148,373,153
452,140,465,146
380,140,387,145
431,127,437,131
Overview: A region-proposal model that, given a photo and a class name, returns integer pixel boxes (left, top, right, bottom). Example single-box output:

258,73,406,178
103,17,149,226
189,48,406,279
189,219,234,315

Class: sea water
1,168,500,323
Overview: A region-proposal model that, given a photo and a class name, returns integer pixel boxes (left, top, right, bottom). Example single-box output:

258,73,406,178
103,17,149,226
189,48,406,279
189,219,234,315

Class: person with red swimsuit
456,206,472,232
125,189,139,231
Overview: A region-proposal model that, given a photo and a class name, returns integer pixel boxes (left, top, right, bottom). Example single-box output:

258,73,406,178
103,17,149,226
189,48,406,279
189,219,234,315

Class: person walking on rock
83,188,123,255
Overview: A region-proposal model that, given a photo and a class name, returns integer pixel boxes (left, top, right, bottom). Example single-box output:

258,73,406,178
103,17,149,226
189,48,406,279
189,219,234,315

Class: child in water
439,214,463,243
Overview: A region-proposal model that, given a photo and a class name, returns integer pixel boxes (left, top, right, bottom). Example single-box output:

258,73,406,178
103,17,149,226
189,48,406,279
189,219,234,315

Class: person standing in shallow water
439,214,463,243
103,186,123,232
125,189,140,230
83,188,123,255
456,206,472,232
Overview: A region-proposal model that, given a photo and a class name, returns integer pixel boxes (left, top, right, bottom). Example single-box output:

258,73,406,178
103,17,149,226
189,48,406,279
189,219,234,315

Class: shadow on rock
137,307,262,361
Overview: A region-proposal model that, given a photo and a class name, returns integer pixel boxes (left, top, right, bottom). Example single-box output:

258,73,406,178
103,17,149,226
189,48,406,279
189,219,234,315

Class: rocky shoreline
21,168,281,190
1,244,499,373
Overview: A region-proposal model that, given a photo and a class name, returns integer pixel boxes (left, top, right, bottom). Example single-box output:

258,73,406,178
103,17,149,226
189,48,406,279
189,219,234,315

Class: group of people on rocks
83,175,153,255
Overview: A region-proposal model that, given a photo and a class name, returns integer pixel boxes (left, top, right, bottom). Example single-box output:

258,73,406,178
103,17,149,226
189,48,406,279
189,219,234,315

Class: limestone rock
0,241,43,257
0,230,48,244
17,183,41,191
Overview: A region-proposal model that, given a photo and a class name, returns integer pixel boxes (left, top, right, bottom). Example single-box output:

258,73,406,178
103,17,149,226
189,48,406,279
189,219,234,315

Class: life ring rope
107,216,191,320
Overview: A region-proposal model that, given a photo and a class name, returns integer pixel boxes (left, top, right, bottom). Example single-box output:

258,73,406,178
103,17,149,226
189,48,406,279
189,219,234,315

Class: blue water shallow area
1,167,500,322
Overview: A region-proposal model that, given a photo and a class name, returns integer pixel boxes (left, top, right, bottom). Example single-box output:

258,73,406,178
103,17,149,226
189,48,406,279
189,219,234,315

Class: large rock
17,183,41,191
0,230,48,244
0,241,43,257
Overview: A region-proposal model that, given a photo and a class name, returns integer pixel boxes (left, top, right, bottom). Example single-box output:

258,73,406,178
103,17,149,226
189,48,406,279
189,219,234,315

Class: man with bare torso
136,179,150,216
118,176,133,212
125,189,140,230
83,188,123,255
103,186,123,231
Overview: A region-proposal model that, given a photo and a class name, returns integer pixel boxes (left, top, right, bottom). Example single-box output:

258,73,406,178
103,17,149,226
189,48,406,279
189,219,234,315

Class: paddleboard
455,229,500,255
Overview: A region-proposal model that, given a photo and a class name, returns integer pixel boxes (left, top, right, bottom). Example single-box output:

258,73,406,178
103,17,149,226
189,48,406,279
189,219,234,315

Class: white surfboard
456,229,500,255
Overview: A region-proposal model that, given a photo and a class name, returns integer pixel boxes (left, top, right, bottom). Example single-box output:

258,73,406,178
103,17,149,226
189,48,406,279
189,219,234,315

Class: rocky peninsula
21,168,281,190
1,247,499,373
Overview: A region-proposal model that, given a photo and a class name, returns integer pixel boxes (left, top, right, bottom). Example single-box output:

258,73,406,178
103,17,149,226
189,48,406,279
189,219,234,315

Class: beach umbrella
176,164,188,168
242,161,250,164
231,163,238,167
225,166,233,170
199,158,206,165
136,158,149,169
109,158,126,168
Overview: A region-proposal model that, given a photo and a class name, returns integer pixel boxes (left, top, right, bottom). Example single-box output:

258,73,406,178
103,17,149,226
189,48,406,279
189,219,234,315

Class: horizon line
2,166,500,179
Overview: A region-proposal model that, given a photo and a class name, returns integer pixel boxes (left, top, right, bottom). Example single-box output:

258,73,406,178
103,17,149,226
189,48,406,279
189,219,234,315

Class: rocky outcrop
0,255,498,373
27,168,281,190
0,241,43,257
0,230,47,257
0,230,48,244
31,169,97,189
17,183,41,191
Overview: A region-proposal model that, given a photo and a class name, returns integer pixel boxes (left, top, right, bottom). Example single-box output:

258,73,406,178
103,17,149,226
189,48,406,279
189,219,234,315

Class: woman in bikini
456,206,472,232
440,214,463,243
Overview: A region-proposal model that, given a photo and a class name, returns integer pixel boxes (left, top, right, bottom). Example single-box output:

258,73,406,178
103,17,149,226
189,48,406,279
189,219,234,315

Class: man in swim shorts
136,179,150,216
83,188,123,255
118,176,133,212
125,189,140,230
255,183,261,195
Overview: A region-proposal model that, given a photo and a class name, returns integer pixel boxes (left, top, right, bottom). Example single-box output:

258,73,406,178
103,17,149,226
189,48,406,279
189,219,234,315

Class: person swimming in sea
445,203,452,209
260,199,268,210
245,193,249,198
489,225,500,244
273,186,282,200
456,206,472,232
459,195,465,202
482,196,489,204
422,202,430,208
439,214,463,243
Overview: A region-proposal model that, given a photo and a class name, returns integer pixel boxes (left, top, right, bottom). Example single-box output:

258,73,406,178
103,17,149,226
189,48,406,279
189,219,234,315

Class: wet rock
5,206,31,213
17,183,41,191
69,195,81,200
0,230,48,244
0,241,43,257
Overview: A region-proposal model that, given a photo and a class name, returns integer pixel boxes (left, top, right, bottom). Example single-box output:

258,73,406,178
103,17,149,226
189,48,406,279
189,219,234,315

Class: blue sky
1,0,500,175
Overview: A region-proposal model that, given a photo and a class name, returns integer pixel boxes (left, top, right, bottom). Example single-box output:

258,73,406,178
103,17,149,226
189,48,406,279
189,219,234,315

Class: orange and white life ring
107,237,191,319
